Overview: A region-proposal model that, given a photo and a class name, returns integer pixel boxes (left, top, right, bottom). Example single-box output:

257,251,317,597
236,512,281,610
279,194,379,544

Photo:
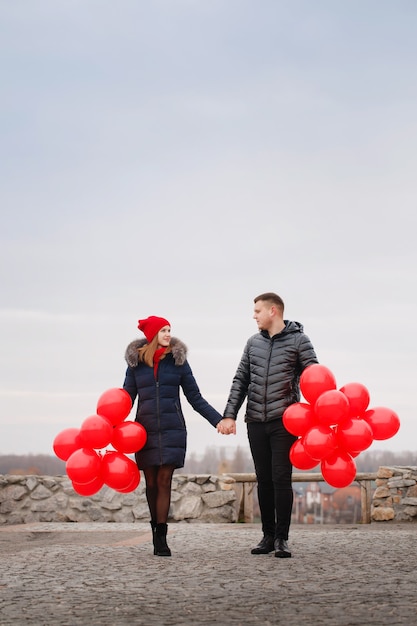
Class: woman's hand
216,418,236,435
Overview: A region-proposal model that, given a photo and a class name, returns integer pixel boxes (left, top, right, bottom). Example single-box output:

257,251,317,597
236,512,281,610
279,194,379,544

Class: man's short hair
254,292,285,314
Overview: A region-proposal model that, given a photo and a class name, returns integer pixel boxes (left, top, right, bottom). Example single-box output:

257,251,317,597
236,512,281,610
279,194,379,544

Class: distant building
292,482,362,524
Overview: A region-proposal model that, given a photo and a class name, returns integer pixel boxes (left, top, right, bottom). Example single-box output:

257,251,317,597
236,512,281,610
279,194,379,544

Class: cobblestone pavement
0,522,416,626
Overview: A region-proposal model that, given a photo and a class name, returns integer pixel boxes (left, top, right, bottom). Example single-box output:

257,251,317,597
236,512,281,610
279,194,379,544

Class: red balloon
339,382,370,417
289,438,319,470
300,364,337,405
303,424,337,461
283,402,317,437
66,448,102,484
363,406,400,440
314,389,350,427
114,463,141,493
96,388,132,426
79,414,113,450
53,428,82,461
336,417,374,454
111,421,147,454
72,475,104,496
321,449,357,488
101,451,139,490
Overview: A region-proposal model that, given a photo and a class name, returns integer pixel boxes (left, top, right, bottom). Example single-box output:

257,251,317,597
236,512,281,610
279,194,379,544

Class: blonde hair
138,334,171,367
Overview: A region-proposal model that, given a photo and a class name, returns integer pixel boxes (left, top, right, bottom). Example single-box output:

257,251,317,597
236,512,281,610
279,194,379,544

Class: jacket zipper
263,339,273,420
156,379,162,465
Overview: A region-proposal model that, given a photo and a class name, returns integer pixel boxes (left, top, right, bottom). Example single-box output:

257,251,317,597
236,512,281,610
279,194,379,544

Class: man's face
253,300,272,331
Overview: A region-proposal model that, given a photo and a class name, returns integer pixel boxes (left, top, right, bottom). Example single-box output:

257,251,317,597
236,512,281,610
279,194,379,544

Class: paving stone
0,522,416,625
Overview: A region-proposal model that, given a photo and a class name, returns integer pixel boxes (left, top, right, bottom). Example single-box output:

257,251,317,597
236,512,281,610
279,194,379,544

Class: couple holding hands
123,292,318,559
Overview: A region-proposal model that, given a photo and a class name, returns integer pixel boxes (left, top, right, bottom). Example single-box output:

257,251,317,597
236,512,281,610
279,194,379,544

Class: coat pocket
174,402,186,429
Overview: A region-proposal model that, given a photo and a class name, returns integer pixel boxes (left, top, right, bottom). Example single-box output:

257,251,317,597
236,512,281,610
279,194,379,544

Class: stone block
195,475,212,485
42,477,61,490
0,484,27,502
68,497,90,511
201,490,235,509
7,512,25,524
0,500,19,514
198,504,237,523
100,500,123,511
371,506,395,521
373,486,391,498
25,476,40,491
402,497,417,506
172,475,188,487
31,484,54,500
119,492,140,506
32,497,63,512
132,502,149,519
39,512,55,522
387,479,415,488
202,482,216,493
171,494,203,520
182,482,203,494
87,507,112,522
6,475,26,484
113,510,134,522
402,506,417,518
377,468,394,478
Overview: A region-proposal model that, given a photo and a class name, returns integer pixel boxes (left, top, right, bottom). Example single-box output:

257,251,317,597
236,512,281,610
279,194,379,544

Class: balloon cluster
283,364,400,489
53,388,147,496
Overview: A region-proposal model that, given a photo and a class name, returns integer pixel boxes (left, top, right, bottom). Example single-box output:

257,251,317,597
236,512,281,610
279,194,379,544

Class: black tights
143,464,176,524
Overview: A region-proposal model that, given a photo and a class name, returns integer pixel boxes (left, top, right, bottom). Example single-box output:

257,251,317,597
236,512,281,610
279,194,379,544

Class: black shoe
274,538,291,558
150,520,157,555
251,535,275,555
154,523,171,557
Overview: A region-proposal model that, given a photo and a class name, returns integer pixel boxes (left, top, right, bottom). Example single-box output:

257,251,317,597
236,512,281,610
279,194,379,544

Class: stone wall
371,466,417,522
2,466,417,525
0,474,237,525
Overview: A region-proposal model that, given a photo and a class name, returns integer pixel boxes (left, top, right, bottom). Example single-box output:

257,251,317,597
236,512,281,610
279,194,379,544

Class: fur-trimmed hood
124,337,188,368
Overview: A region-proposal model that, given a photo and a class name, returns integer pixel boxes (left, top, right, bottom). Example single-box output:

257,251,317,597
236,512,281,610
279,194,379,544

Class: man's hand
216,418,237,435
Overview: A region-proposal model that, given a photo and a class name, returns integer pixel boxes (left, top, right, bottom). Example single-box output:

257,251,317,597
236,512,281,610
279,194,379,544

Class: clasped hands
216,418,236,435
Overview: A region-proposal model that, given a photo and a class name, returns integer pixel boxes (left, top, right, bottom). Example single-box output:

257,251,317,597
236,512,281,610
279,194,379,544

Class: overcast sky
1,1,416,462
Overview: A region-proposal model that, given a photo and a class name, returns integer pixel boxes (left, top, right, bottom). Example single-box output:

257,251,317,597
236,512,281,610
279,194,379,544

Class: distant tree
354,449,417,472
229,446,253,473
182,446,254,474
0,454,66,476
182,451,199,473
1,448,415,478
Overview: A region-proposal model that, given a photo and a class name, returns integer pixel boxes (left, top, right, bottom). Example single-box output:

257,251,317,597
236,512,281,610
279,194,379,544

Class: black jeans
247,420,297,540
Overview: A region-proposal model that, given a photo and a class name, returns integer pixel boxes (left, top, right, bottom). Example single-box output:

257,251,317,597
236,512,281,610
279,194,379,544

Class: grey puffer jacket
223,321,318,423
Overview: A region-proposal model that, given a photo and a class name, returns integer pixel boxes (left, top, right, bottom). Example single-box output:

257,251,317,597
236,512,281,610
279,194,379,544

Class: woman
123,315,227,557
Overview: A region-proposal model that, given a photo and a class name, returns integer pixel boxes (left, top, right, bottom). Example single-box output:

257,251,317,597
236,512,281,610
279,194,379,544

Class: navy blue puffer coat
123,337,222,469
224,321,318,423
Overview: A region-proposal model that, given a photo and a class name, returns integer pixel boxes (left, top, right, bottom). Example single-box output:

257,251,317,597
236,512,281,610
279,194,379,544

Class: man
220,292,318,558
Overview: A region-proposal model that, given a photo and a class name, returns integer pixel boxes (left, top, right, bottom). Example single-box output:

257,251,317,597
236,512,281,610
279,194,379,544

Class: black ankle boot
150,520,157,555
154,523,171,557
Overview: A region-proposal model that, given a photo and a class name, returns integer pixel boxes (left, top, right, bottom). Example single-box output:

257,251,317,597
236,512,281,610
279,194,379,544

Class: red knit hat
138,316,170,342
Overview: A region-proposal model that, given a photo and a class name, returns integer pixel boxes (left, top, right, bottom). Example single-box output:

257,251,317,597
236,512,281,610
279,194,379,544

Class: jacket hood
284,320,304,333
124,336,188,368
260,320,304,340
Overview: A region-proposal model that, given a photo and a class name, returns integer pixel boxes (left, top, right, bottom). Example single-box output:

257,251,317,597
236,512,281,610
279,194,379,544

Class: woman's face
157,325,171,347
